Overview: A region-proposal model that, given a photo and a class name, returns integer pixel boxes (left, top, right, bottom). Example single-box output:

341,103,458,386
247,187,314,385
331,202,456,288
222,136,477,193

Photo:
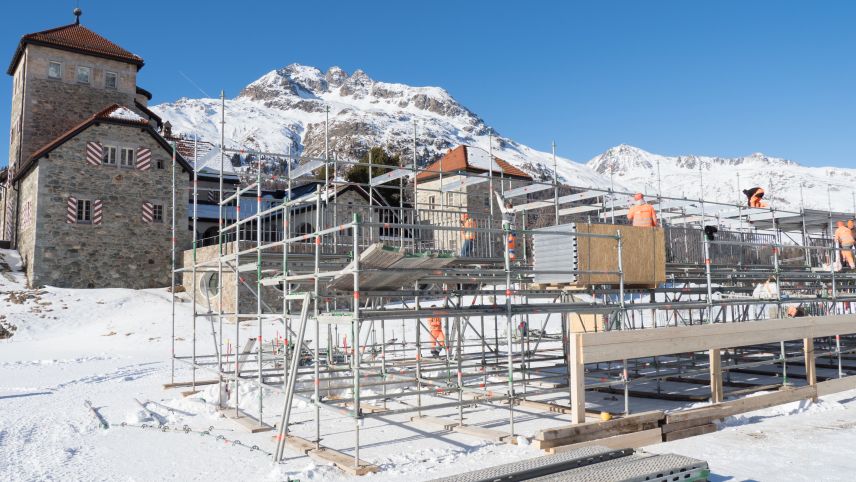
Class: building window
428,195,436,209
152,204,164,223
76,66,91,84
77,199,92,223
201,272,220,297
105,71,117,90
48,61,62,79
156,159,165,170
102,145,118,165
120,147,135,167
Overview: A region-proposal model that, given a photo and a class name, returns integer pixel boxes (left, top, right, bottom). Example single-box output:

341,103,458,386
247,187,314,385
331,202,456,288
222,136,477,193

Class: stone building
0,11,192,288
415,145,532,254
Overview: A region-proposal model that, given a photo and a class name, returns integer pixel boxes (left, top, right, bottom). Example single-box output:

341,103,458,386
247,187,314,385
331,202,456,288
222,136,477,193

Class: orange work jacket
627,203,657,227
462,218,476,240
835,226,855,246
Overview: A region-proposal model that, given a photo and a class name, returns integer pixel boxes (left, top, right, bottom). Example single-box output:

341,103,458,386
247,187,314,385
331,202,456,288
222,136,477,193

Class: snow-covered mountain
587,144,856,212
151,64,612,187
152,64,856,213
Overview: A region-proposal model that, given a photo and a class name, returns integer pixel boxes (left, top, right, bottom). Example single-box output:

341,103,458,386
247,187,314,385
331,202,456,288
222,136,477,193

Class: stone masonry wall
181,243,283,316
16,165,39,284
20,44,138,162
31,122,190,288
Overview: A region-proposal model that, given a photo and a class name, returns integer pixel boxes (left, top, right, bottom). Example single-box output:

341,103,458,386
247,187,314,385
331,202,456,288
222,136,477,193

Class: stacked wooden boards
532,223,666,287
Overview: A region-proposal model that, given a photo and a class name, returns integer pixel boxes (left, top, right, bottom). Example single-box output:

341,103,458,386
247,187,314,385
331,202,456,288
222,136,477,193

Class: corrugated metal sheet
533,223,577,284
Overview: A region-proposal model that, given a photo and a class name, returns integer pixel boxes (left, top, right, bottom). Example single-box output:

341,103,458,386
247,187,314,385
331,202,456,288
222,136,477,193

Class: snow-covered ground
3,247,856,481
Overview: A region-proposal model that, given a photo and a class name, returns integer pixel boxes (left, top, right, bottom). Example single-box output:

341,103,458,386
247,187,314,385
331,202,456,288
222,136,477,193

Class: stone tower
6,8,144,172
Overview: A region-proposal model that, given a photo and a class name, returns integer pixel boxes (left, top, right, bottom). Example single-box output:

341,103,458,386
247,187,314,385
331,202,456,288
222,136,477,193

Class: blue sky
2,1,855,168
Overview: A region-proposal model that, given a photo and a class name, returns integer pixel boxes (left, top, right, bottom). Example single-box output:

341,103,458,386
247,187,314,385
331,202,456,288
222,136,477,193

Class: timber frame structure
166,95,856,475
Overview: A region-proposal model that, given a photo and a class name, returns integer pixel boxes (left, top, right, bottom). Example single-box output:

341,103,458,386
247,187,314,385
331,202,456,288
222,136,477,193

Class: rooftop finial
73,7,82,25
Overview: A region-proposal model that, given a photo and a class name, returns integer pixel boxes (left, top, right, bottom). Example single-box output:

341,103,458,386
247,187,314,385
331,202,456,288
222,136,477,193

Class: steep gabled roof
12,104,190,183
7,22,144,75
416,145,532,182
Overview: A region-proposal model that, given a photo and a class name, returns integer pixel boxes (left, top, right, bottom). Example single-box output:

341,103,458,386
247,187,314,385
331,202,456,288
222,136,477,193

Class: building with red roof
0,9,191,288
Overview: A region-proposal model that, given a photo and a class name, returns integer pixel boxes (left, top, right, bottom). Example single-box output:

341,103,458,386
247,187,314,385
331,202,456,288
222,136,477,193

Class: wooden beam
805,337,817,402
162,379,219,389
665,386,816,425
535,410,664,442
569,332,585,424
817,374,856,396
220,408,274,433
547,428,662,454
581,314,856,363
709,348,723,404
662,423,717,442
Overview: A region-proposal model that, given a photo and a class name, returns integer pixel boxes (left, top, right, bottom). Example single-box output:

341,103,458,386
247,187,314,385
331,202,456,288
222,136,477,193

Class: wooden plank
581,314,856,363
575,224,665,286
307,448,380,476
709,348,723,403
536,410,664,442
162,379,219,389
569,332,586,423
453,424,509,443
665,386,816,425
805,338,817,402
220,408,274,433
662,423,717,442
547,428,662,454
409,415,459,431
817,375,856,396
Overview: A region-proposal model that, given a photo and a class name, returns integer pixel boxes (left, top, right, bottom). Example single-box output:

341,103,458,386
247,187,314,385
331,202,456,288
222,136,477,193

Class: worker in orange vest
743,187,769,208
460,213,476,257
428,317,445,357
834,220,855,269
627,193,657,227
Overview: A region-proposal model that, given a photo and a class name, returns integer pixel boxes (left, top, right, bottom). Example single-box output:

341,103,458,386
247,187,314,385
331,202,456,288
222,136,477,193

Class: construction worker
460,213,476,257
428,316,445,357
743,187,769,208
834,221,855,269
627,193,657,227
786,305,806,318
494,190,518,260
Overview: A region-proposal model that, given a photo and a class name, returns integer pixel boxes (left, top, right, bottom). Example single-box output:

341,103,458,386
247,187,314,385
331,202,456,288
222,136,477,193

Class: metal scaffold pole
170,141,177,385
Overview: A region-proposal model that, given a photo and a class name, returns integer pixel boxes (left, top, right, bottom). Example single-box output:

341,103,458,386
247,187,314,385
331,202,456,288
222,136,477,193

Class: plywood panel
576,224,665,286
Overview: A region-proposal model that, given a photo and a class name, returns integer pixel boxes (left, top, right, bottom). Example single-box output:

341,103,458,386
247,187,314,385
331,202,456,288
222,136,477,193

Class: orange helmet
461,213,469,220
634,193,644,201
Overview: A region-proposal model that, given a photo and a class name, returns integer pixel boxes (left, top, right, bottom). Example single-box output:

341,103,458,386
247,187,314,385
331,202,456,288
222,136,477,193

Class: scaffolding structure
167,97,856,473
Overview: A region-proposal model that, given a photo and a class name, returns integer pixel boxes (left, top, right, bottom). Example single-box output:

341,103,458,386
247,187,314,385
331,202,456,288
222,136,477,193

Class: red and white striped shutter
92,199,103,225
142,201,153,223
136,147,151,171
66,197,78,224
86,142,102,166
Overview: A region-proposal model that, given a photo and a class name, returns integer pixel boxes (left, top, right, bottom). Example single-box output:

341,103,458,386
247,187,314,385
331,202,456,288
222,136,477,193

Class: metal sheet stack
533,223,578,284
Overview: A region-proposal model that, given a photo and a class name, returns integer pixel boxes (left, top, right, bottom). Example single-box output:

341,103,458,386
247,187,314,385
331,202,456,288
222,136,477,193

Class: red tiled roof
416,145,532,182
8,23,144,75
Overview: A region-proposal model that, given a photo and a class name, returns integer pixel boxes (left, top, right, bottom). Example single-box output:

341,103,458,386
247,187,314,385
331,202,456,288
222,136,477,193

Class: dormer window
48,61,62,79
76,66,91,84
105,71,117,90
